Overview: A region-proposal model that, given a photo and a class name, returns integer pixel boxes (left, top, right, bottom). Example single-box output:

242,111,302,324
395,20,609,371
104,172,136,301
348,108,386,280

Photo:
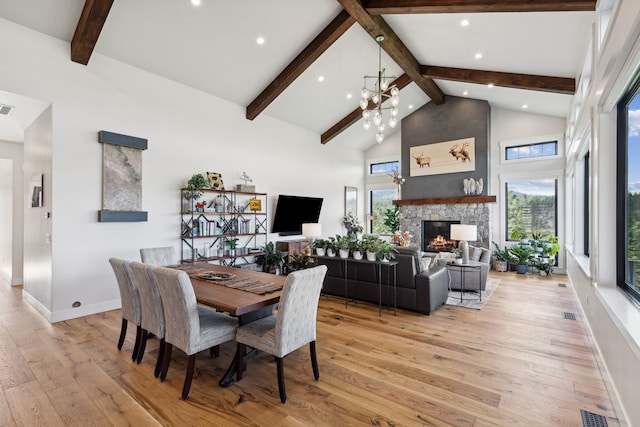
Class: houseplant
286,252,313,272
342,214,364,239
491,241,511,272
377,240,398,262
382,205,400,234
350,238,365,260
325,237,337,257
183,173,209,211
311,238,327,256
509,244,533,274
363,235,383,261
255,242,288,274
335,235,352,258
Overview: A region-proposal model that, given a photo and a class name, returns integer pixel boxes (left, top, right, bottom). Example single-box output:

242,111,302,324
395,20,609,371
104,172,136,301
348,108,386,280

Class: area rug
445,278,500,310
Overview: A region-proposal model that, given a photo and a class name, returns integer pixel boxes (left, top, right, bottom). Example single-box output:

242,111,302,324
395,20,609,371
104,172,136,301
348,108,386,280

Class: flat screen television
271,195,323,236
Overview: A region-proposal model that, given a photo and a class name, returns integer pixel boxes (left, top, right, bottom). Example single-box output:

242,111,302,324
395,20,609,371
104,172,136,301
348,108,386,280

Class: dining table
171,262,286,386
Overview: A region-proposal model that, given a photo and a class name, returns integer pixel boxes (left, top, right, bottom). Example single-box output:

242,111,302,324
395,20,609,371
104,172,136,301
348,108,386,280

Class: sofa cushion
395,246,424,274
471,246,483,262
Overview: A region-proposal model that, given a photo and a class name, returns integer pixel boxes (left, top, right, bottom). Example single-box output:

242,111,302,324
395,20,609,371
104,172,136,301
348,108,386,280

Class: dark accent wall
401,96,490,199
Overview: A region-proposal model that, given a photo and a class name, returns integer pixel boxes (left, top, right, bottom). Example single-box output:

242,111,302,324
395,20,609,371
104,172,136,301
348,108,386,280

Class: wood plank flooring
0,272,625,426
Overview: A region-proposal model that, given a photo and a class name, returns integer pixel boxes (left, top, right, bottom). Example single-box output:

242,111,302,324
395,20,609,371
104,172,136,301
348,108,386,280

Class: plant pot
339,249,349,259
327,249,336,257
539,270,548,276
353,251,363,260
516,264,528,274
315,248,326,256
366,251,377,261
493,260,508,272
379,256,389,262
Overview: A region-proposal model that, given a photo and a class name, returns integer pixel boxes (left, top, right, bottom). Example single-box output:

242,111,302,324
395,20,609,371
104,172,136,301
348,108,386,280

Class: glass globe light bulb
362,110,370,120
390,87,399,96
376,133,384,144
360,99,368,110
389,117,397,128
391,107,398,117
361,88,368,98
378,123,385,133
372,94,380,105
381,80,389,91
391,95,399,107
374,111,382,126
363,119,371,130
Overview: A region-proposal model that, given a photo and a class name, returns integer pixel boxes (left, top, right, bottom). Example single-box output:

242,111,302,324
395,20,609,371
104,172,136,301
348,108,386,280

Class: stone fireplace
396,196,495,252
422,220,460,252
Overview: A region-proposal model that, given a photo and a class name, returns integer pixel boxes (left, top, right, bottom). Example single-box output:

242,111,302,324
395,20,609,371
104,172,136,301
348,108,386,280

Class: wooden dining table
171,262,286,386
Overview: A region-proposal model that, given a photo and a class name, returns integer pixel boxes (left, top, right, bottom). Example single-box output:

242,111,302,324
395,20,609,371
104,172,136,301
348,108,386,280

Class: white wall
0,18,364,322
0,140,23,285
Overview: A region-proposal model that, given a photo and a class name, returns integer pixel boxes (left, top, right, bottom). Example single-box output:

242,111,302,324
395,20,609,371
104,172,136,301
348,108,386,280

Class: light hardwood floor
0,272,625,426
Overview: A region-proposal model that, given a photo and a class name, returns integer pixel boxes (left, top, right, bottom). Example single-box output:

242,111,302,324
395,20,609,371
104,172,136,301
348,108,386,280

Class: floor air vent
563,312,576,320
558,283,567,287
581,409,608,427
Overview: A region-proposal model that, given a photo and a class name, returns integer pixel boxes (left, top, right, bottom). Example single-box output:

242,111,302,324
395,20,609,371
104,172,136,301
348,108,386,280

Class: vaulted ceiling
0,0,595,150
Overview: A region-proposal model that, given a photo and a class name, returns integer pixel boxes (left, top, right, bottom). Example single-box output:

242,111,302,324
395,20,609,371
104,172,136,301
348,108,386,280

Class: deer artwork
412,152,431,168
449,142,472,162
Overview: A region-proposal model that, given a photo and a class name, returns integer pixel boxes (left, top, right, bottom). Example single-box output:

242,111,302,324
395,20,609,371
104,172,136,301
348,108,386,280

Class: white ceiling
0,0,594,150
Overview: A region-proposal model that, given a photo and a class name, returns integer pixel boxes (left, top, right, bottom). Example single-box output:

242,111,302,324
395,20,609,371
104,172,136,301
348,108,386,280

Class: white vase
339,249,349,258
316,248,326,256
366,251,377,261
327,249,336,257
353,251,363,260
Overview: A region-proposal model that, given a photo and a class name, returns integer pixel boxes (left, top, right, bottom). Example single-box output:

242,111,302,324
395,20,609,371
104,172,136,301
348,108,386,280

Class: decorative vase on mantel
397,184,402,200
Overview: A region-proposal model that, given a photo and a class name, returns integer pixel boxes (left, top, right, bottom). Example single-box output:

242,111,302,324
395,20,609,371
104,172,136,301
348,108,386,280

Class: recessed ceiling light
522,104,528,109
191,0,201,6
256,37,265,45
487,83,494,88
408,104,414,109
346,93,352,99
463,91,469,96
460,19,469,27
475,53,482,59
317,76,325,82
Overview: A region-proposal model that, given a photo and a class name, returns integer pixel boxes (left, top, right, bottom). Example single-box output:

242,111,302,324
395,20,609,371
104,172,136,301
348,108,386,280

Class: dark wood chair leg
276,357,286,403
154,339,165,378
310,341,319,380
182,354,196,400
160,343,172,381
136,329,148,364
117,318,127,350
132,325,143,361
236,343,246,381
213,345,220,358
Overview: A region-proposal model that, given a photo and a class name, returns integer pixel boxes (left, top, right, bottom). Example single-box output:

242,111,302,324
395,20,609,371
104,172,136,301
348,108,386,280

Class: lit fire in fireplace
426,235,457,251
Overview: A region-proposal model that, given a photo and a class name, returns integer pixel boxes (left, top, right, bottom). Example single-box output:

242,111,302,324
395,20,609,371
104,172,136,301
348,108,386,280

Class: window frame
368,160,400,176
499,133,563,165
616,72,640,305
504,178,559,242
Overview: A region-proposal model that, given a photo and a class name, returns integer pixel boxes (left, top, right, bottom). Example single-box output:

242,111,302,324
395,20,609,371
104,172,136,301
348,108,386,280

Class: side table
446,260,483,303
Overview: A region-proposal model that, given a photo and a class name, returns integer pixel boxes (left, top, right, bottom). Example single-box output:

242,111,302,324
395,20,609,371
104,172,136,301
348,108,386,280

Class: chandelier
360,35,399,144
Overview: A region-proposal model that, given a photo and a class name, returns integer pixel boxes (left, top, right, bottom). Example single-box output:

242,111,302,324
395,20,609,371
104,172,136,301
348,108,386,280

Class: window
506,179,558,240
369,188,397,234
616,73,640,304
505,141,558,160
370,161,399,175
583,152,590,257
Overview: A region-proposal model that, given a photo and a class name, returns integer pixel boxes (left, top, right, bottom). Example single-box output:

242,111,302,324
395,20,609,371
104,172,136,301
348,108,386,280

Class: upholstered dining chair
108,258,143,361
235,265,328,403
150,266,239,399
129,261,166,376
139,246,179,266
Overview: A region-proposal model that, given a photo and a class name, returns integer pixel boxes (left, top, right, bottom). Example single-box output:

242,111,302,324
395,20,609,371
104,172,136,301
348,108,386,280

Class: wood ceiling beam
364,0,597,14
321,73,412,144
420,65,575,94
246,11,355,121
71,0,114,65
337,0,445,105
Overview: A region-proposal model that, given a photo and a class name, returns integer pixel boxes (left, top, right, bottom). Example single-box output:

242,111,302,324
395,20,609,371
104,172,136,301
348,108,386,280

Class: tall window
506,179,558,240
370,188,397,234
617,73,640,303
583,151,590,257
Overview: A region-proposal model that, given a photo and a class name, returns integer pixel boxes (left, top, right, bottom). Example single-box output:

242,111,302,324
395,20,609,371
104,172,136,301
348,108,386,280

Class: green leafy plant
335,235,353,250
255,242,288,273
509,245,533,265
310,238,327,250
382,205,400,234
492,241,511,262
362,235,383,254
349,238,365,253
376,240,398,261
184,173,209,200
287,252,313,272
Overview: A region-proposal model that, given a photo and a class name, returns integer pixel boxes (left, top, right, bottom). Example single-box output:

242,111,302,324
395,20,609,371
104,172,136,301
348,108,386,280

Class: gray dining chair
108,258,143,361
129,261,166,376
140,246,179,266
235,265,327,403
150,266,239,399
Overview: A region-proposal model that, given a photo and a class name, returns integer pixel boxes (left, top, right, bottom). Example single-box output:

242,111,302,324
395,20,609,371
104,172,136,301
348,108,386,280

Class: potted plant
311,238,327,256
451,247,463,264
350,238,365,260
286,252,313,272
255,242,288,274
183,173,209,212
227,238,239,256
509,245,533,274
382,205,400,234
325,237,337,257
363,235,383,261
491,241,511,272
335,235,352,258
342,214,364,239
377,240,398,262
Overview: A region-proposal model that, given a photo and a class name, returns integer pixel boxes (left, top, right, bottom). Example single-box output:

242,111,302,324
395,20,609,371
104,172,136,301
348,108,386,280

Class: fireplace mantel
393,195,496,206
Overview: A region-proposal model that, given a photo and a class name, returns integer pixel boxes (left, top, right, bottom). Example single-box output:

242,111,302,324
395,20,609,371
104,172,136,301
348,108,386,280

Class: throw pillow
430,252,442,269
471,246,483,262
421,257,431,271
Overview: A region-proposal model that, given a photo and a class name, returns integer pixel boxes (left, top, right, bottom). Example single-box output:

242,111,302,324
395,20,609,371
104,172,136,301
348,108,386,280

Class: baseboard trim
22,290,52,322
50,299,121,323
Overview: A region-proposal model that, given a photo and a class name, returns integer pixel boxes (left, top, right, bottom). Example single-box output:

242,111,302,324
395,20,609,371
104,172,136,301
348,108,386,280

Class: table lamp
450,224,477,265
302,223,322,254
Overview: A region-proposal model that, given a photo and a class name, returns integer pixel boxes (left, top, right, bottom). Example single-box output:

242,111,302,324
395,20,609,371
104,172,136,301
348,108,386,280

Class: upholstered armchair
439,245,491,291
